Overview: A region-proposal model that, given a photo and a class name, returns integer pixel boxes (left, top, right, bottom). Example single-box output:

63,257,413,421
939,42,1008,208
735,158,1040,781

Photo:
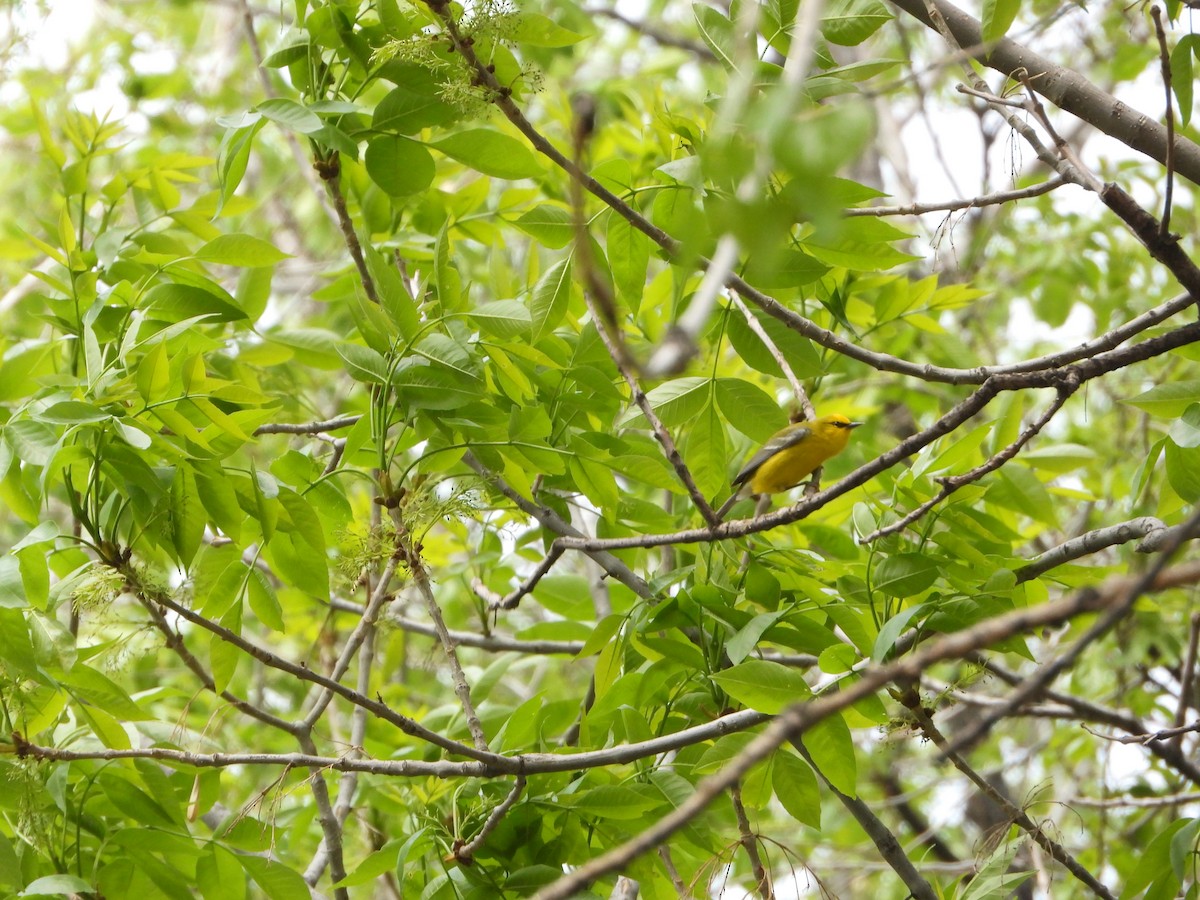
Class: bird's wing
731,424,813,487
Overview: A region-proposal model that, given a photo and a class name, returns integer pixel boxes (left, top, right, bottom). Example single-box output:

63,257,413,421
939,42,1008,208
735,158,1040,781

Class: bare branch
455,776,526,864
888,0,1200,184
1174,613,1200,753
1084,720,1200,745
582,6,717,59
1016,516,1171,581
1151,6,1176,236
903,695,1114,898
862,380,1076,543
255,415,362,435
844,176,1067,217
731,784,774,900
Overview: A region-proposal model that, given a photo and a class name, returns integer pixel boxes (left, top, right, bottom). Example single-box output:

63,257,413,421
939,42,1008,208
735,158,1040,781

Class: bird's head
815,413,863,443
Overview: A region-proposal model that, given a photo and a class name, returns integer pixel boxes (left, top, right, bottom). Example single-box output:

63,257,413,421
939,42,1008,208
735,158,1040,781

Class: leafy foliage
1,0,1199,898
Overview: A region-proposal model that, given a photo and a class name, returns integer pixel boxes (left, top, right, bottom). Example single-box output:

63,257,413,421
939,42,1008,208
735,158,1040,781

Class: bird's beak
848,421,864,429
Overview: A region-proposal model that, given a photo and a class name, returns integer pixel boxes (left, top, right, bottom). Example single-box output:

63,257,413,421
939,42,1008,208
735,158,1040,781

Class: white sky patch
16,0,97,70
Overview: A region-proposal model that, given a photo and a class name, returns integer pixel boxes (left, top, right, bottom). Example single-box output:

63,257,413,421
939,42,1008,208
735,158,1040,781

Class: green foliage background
0,0,1199,897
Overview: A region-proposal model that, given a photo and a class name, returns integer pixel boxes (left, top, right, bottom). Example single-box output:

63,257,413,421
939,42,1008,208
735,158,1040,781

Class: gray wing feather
731,424,813,487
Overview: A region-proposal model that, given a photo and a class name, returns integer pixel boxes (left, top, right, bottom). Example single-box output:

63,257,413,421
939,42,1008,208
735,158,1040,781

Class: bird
715,413,862,520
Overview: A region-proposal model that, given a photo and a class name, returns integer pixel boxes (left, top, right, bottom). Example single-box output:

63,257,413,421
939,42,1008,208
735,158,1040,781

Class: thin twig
461,451,653,600
133,578,506,766
400,513,489,753
861,379,1076,542
973,655,1200,786
480,546,565,610
1068,791,1200,809
297,731,349,897
135,592,295,732
583,7,717,58
317,156,378,304
731,784,774,900
304,613,378,885
255,415,362,435
727,294,813,418
301,555,400,728
797,744,938,900
455,776,527,863
904,696,1114,898
1151,6,1176,237
1174,613,1200,753
844,175,1067,216
1083,720,1200,745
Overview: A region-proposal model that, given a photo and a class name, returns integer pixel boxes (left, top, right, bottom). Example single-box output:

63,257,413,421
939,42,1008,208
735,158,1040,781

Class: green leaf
416,333,479,379
513,205,574,248
562,784,662,819
693,4,735,69
239,855,313,900
715,378,786,443
145,283,246,323
364,136,435,196
617,377,710,429
1127,380,1200,417
981,0,1021,46
470,300,531,338
873,554,938,598
871,603,926,662
429,129,542,179
1172,35,1199,128
802,713,856,796
711,660,812,714
246,569,284,631
726,308,825,381
607,216,650,311
532,575,593,620
261,41,309,69
197,846,247,900
18,874,95,896
511,13,587,47
196,234,289,267
990,466,1057,526
392,362,479,410
821,0,893,46
268,534,328,600
683,402,726,498
772,750,821,829
1171,403,1200,448
577,614,624,658
170,466,205,568
337,343,389,384
1169,816,1200,881
1121,818,1189,899
255,98,323,134
372,69,458,134
726,609,790,664
1165,439,1200,502
743,249,829,289
530,258,573,340
35,401,110,424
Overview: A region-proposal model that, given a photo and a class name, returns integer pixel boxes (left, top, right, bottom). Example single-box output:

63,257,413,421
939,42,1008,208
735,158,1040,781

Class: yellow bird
716,413,862,520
